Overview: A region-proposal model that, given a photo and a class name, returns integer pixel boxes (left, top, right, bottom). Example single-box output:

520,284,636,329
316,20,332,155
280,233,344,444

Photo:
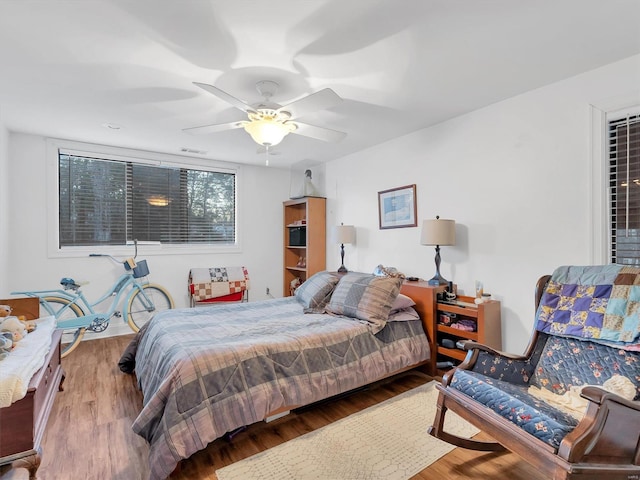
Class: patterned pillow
326,273,403,333
294,271,340,313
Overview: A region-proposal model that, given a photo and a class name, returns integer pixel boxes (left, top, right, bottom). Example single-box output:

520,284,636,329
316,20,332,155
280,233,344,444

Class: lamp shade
334,224,356,244
420,218,455,246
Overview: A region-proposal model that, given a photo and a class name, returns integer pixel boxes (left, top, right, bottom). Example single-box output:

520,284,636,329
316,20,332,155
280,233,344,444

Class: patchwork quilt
535,265,640,350
188,266,249,301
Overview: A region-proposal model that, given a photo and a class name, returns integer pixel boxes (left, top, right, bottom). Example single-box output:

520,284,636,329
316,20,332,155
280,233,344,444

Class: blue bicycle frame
14,273,153,329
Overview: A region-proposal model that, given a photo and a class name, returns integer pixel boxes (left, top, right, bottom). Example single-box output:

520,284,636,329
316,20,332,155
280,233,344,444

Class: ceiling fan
256,144,281,167
184,80,347,149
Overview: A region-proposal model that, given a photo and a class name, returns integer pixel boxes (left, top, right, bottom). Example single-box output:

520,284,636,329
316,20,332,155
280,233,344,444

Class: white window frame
46,138,243,258
590,99,640,264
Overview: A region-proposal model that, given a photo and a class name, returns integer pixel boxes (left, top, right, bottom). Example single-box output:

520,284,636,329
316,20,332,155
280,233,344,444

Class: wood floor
35,335,546,480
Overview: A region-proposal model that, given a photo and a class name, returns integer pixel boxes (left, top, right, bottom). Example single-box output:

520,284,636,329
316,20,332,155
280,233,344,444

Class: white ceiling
1,0,639,169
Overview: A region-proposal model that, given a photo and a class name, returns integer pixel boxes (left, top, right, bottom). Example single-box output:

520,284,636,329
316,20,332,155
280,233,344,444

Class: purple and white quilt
536,265,640,350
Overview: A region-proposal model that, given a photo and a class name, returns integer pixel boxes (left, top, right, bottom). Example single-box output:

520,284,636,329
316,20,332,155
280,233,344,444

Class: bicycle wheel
41,296,86,357
126,284,174,332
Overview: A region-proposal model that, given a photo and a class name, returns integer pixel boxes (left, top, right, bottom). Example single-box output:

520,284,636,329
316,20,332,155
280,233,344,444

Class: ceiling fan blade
193,82,256,114
183,121,244,135
292,122,347,143
278,88,343,119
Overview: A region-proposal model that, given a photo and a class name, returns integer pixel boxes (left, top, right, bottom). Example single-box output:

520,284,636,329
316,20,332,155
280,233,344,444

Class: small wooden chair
188,266,249,307
429,267,640,480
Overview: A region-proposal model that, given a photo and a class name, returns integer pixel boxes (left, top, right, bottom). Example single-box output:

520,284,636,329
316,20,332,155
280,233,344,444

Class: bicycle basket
132,259,150,278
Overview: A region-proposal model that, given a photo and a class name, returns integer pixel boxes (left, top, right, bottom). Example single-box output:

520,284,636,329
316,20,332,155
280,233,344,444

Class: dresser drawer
33,335,62,438
0,330,63,458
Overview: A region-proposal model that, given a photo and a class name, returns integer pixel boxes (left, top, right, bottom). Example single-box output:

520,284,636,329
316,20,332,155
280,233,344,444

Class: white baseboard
77,320,135,342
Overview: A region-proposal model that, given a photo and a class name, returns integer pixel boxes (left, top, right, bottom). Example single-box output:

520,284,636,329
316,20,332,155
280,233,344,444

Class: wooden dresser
0,304,64,479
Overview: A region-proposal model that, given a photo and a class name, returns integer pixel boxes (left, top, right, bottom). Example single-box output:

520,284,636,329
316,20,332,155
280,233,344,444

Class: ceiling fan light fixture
243,111,297,147
187,80,345,146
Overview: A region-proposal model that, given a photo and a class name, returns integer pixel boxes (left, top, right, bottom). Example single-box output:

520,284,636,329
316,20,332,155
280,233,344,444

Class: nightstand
435,295,501,373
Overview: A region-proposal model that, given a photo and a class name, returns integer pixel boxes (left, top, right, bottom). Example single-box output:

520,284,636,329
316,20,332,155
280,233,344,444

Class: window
609,114,640,264
58,151,236,247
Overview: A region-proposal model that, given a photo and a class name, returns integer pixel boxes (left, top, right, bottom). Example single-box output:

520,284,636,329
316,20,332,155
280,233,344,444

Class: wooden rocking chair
429,272,640,480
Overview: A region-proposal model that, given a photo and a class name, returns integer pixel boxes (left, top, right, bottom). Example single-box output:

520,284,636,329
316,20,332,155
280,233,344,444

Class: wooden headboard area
400,280,444,374
0,297,40,320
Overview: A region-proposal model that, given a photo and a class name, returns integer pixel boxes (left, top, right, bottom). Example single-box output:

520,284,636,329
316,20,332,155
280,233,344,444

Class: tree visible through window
58,152,236,247
610,114,640,264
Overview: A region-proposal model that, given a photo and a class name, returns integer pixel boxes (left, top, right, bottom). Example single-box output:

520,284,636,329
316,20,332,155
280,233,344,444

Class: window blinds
609,114,640,264
58,152,236,247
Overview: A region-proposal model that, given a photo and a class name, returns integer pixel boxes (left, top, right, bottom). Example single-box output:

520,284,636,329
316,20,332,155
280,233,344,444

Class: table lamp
334,223,356,273
420,216,455,285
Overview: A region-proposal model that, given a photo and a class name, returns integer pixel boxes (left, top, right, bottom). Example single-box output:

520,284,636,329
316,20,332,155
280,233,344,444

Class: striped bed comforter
129,297,429,480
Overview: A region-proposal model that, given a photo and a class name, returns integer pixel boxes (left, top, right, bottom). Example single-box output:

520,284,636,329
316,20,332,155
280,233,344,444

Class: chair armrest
559,385,640,464
458,340,529,361
580,386,640,411
445,341,536,386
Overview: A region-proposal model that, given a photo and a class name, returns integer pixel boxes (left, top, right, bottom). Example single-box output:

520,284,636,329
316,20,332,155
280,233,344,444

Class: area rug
215,380,479,480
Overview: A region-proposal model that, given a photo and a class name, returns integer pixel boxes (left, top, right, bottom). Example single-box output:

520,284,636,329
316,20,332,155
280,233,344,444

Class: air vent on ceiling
180,147,208,155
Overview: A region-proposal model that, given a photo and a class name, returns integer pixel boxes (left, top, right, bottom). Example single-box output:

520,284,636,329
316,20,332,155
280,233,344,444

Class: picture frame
378,184,417,229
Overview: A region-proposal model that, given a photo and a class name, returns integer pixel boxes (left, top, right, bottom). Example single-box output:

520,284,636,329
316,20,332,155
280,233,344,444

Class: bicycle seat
60,277,81,289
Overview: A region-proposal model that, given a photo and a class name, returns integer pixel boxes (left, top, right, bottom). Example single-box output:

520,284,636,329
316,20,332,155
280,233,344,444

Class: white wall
5,133,290,335
325,54,640,353
4,56,639,349
0,115,8,295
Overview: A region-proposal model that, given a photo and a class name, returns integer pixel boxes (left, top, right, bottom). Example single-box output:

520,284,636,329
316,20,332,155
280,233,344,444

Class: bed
121,271,433,480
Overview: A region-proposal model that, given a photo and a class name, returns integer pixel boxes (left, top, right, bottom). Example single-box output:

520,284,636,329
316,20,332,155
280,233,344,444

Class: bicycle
11,241,174,357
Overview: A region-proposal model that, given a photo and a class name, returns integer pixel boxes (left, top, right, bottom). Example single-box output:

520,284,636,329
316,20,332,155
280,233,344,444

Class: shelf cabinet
387,283,502,376
283,197,326,296
435,295,501,370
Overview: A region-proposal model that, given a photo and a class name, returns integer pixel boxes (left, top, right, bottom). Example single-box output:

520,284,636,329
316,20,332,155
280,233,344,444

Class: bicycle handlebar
89,239,139,265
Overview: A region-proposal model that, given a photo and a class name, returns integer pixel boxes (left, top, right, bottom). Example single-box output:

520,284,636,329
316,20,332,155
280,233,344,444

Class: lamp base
337,243,348,273
428,245,448,286
427,273,448,286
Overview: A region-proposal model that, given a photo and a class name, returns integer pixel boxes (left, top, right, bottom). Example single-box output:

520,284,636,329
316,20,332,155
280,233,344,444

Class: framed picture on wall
378,184,417,229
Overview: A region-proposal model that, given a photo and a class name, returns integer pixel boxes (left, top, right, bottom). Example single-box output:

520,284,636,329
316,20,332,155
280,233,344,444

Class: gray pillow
294,271,340,313
388,306,420,322
326,273,403,333
390,293,415,313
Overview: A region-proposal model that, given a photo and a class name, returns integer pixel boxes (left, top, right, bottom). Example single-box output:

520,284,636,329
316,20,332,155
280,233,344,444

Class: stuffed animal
0,305,11,317
373,264,406,279
0,332,13,361
0,316,28,343
21,318,37,333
